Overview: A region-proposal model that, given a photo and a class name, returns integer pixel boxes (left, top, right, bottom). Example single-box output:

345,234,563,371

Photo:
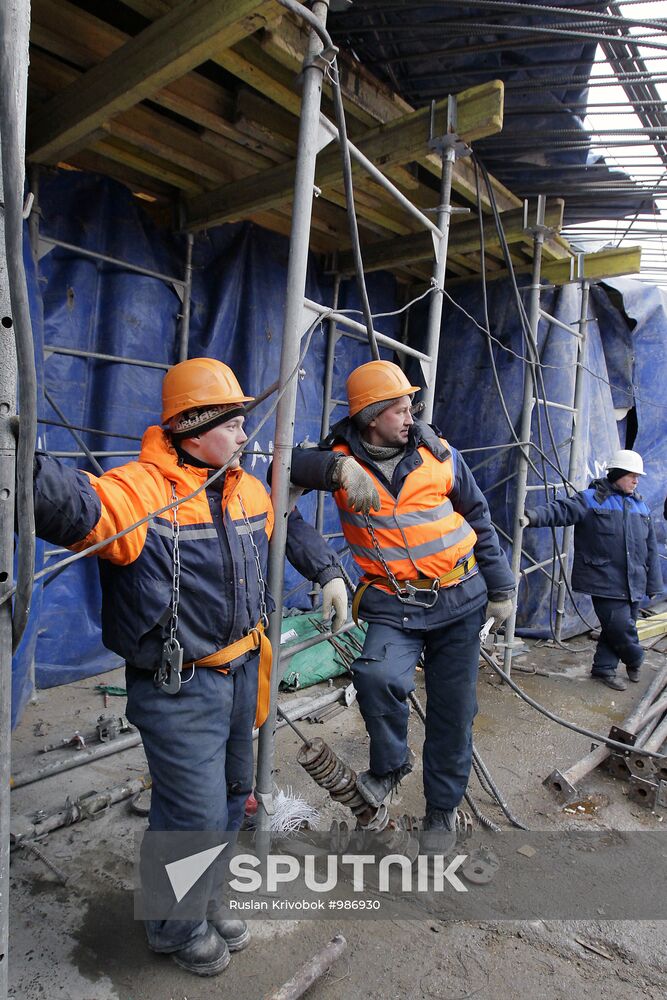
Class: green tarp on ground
279,613,366,691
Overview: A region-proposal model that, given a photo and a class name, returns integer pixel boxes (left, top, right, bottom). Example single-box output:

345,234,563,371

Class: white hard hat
607,449,645,476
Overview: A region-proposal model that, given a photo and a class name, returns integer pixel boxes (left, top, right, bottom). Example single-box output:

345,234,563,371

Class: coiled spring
296,737,371,819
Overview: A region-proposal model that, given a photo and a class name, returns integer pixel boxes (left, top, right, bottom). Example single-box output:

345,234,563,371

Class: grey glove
519,513,531,528
322,577,348,633
485,596,514,631
337,457,381,516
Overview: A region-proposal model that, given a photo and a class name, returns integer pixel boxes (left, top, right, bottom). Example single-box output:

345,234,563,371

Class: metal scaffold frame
1,1,662,993
255,1,473,829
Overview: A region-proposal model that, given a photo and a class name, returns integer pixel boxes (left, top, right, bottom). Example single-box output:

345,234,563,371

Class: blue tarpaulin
12,169,667,727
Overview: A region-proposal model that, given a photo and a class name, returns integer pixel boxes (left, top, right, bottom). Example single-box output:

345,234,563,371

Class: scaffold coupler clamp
428,94,470,160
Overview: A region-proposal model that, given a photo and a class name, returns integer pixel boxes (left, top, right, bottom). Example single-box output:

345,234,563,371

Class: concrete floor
7,632,667,1000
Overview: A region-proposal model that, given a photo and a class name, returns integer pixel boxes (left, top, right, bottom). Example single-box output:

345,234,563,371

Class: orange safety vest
333,440,477,594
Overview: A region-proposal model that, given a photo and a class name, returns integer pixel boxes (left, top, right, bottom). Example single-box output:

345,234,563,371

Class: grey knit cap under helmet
352,397,404,430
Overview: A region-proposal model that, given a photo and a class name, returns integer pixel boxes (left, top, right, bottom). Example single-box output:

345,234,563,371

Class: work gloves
519,512,534,528
336,457,381,516
485,596,514,631
322,576,348,633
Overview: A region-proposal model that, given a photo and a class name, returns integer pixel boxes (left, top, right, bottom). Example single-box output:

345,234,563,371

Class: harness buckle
402,579,440,609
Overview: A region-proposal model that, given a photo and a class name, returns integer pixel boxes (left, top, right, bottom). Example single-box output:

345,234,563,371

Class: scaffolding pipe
423,103,458,422
0,1,31,991
178,232,194,363
555,279,591,642
43,345,170,370
10,731,143,789
256,0,330,834
503,198,546,676
303,299,431,362
321,115,442,239
36,235,186,287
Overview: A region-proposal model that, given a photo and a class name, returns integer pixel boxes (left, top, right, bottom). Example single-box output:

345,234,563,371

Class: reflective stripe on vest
333,440,477,591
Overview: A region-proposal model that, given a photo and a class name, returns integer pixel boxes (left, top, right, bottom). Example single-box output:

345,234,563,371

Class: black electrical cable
0,32,38,652
474,153,598,633
330,59,379,361
276,0,379,361
1,311,331,607
480,647,667,760
44,390,104,476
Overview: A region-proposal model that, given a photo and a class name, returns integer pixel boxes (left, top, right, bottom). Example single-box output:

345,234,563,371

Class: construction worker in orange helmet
288,359,515,852
32,357,347,975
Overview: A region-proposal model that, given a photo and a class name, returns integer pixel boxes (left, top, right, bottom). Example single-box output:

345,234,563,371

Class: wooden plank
257,12,514,210
257,14,413,129
89,137,206,195
63,150,176,202
105,113,235,187
28,45,263,185
542,246,642,285
637,612,667,641
448,246,643,288
186,83,505,229
28,0,275,162
31,1,242,144
335,201,564,275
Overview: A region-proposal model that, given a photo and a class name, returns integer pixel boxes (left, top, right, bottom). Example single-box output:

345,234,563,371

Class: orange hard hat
346,361,420,418
161,358,253,423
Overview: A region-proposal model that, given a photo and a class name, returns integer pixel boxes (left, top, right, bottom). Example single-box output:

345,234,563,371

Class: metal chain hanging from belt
362,512,440,609
238,495,269,627
168,481,181,644
155,482,185,693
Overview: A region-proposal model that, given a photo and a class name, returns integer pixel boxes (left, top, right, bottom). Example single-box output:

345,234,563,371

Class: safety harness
154,485,272,728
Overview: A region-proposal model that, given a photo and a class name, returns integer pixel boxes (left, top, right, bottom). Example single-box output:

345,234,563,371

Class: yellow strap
186,623,273,729
351,556,477,626
351,577,383,626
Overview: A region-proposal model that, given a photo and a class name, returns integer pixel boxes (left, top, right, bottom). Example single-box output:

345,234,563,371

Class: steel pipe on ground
544,664,667,801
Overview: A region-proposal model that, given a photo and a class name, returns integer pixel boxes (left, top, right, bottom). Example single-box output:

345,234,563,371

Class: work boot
626,667,641,683
420,808,458,855
356,750,415,808
207,908,251,952
171,925,230,977
592,673,627,692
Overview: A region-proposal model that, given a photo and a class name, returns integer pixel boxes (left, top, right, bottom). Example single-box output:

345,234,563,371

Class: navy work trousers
125,656,258,953
351,606,485,811
591,596,643,677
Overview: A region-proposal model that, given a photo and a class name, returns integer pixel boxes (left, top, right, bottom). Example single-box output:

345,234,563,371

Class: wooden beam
62,150,176,202
28,0,275,162
89,137,205,195
448,246,643,288
335,201,564,275
542,246,642,285
186,82,505,230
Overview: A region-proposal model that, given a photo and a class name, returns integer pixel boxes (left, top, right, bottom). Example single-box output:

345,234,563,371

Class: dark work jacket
526,478,663,601
290,418,515,630
33,430,342,670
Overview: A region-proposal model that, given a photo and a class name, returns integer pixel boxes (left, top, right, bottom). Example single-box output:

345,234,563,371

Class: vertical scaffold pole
178,232,194,362
0,1,31,992
256,0,331,832
503,196,546,676
422,97,459,423
554,265,590,641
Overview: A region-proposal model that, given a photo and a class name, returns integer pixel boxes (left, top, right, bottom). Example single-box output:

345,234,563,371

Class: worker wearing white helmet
522,448,663,691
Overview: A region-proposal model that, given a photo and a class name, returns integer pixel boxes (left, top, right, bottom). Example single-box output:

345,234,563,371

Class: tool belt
185,621,273,728
351,555,477,625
